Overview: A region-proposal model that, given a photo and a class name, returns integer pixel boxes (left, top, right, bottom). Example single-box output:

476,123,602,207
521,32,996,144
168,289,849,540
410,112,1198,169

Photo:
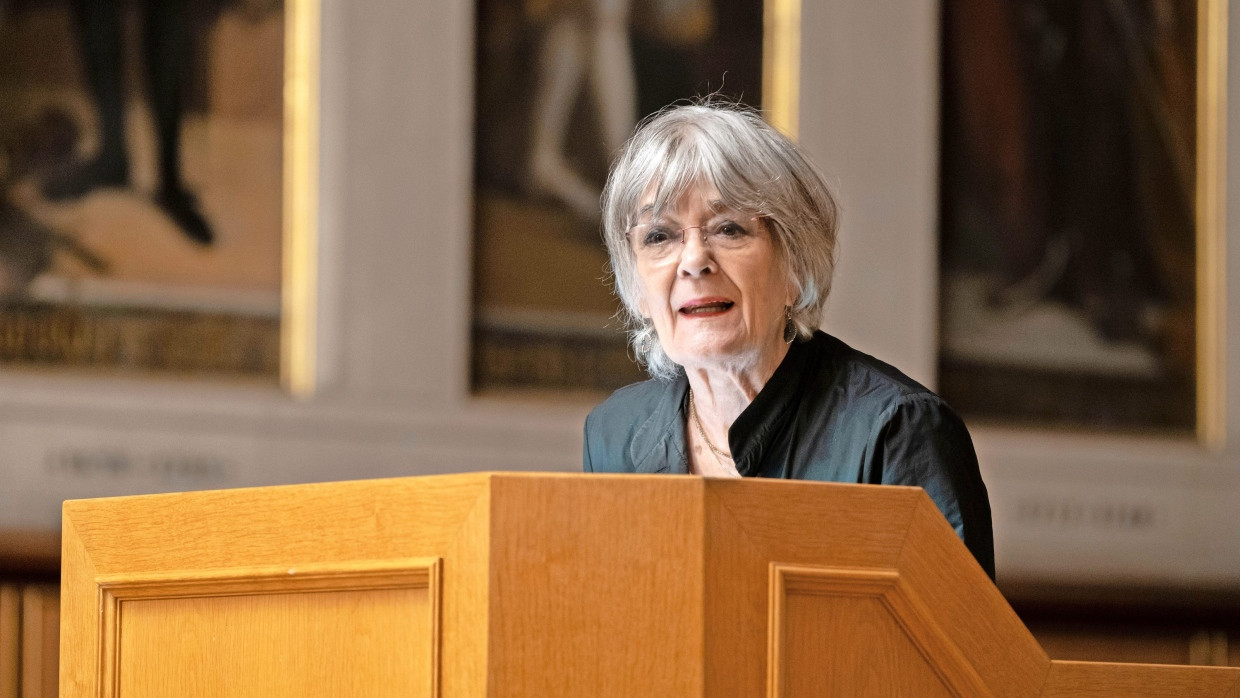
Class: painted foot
155,187,215,246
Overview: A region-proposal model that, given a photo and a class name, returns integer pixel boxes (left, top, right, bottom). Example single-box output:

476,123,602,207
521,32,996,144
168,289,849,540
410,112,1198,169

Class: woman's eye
643,228,673,246
715,222,746,237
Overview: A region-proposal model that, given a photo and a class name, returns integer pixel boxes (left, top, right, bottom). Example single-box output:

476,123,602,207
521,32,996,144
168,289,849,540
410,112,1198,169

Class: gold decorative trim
763,0,801,137
767,563,988,697
1197,0,1228,448
97,558,442,698
282,0,322,398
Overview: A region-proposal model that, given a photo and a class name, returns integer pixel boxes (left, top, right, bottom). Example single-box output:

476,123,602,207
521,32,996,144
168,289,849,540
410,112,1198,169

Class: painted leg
529,14,602,221
43,0,130,200
145,0,213,245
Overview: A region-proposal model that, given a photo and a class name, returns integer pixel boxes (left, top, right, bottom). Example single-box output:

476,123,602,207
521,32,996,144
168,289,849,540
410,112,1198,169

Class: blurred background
1,0,1238,693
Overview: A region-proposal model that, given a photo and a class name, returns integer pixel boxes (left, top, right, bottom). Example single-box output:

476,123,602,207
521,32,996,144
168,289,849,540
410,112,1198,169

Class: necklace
689,389,733,462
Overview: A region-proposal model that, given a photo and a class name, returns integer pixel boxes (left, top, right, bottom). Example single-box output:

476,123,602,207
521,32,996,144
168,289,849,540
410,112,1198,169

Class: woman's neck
684,341,790,455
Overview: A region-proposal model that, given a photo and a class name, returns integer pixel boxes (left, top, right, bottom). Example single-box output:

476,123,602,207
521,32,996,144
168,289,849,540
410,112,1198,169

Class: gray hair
601,102,840,380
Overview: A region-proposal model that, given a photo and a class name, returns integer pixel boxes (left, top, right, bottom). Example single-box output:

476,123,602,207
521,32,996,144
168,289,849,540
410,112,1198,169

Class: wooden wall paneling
1,584,18,698
19,585,56,698
39,588,58,698
1188,630,1234,666
15,593,33,698
36,585,57,698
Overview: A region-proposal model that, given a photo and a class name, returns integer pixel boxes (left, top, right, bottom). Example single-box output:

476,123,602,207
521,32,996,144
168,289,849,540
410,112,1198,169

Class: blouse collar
629,336,816,476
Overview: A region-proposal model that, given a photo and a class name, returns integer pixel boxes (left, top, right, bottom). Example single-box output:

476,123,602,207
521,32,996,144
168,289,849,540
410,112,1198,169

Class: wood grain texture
705,478,1049,696
1,584,19,698
58,513,97,697
703,484,772,696
706,478,923,568
782,595,952,697
1040,660,1240,697
56,473,1240,697
99,559,441,697
768,565,986,697
439,482,490,698
19,585,57,698
61,474,486,697
702,477,925,696
116,588,431,697
17,590,38,698
61,473,490,574
898,497,1051,695
488,474,705,697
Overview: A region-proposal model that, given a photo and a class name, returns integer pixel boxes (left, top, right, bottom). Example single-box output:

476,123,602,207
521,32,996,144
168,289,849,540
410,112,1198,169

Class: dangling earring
637,318,654,354
783,306,796,344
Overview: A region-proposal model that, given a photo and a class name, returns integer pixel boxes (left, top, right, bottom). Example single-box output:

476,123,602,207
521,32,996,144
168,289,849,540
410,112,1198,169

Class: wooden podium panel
60,473,1240,697
62,475,485,697
105,561,439,697
118,587,427,696
486,474,705,696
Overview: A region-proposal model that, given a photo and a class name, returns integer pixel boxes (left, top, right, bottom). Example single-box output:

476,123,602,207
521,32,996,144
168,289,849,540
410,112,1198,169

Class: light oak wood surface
58,473,1240,696
0,584,18,698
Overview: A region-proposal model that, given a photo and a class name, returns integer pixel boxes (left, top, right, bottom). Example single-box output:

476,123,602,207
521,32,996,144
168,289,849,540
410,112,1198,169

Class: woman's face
631,182,795,374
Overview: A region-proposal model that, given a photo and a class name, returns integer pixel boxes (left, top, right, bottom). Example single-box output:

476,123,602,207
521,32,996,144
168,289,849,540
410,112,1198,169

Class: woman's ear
784,275,799,308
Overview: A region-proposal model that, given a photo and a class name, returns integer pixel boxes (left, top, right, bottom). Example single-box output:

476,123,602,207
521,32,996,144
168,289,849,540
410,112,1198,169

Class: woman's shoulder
808,331,942,408
584,376,684,472
585,376,681,445
588,377,675,424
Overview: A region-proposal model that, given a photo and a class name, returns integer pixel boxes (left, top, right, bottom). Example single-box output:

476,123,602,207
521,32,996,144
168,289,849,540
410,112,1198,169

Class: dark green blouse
583,331,995,579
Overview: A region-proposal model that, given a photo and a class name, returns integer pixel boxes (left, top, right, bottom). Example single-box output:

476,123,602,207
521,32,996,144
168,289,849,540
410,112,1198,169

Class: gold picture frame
0,0,320,394
937,0,1228,440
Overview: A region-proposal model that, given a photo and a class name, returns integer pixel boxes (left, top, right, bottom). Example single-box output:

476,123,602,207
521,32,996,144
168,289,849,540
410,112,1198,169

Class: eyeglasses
624,219,758,263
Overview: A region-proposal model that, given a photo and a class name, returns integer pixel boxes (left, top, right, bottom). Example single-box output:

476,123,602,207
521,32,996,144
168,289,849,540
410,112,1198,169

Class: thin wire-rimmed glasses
624,219,760,264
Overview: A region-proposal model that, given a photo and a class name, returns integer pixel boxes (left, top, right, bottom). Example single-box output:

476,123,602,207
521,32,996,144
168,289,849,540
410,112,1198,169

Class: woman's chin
668,335,770,371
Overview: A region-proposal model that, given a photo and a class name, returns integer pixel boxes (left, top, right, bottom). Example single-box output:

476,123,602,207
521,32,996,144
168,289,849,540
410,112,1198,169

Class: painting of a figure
939,0,1199,431
0,0,285,378
472,0,764,393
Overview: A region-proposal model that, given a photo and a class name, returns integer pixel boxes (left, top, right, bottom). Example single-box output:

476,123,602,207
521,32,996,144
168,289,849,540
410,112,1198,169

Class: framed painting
0,0,318,387
937,0,1224,436
471,0,784,393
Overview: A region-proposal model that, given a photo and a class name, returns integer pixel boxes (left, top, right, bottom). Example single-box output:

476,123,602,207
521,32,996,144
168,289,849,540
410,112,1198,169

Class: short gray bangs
614,114,778,230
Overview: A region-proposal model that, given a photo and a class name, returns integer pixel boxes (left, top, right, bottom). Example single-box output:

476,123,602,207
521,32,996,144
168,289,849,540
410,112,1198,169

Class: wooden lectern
60,473,1240,696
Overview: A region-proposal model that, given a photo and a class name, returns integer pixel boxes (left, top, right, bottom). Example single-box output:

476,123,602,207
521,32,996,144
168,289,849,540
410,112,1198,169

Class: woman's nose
677,229,715,276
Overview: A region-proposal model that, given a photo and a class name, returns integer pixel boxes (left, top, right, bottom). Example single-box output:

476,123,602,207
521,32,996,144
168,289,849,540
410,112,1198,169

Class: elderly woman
583,103,994,579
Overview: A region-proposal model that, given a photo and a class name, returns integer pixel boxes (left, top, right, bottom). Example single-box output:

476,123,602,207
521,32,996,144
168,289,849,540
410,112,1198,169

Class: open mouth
679,301,735,315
